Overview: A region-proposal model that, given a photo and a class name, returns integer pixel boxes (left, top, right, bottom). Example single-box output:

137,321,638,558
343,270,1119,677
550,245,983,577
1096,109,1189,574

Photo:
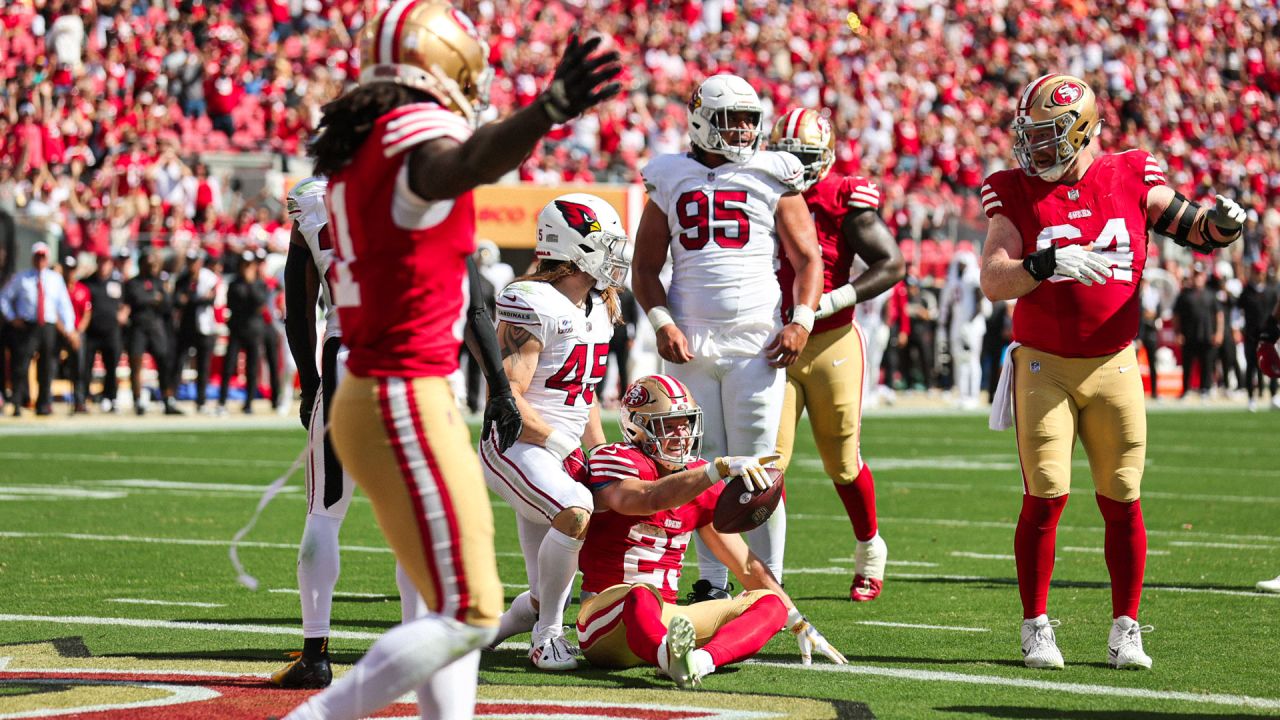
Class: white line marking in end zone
746,659,1280,711
0,614,383,640
855,620,989,633
106,598,225,608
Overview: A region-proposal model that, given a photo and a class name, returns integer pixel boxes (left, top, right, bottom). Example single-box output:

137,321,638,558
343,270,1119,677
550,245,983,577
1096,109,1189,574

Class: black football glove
483,392,522,453
539,35,622,124
298,387,318,431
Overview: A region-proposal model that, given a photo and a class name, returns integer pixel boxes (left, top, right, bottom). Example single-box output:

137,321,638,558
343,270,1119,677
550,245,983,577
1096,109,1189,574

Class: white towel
988,341,1022,431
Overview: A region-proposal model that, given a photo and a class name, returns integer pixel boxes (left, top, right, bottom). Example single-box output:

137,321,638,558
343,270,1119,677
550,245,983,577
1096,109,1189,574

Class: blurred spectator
1138,278,1163,400
1240,262,1280,411
1173,263,1222,400
219,249,268,415
124,250,181,415
0,242,74,416
171,249,221,413
902,276,938,390
81,252,125,413
59,254,91,413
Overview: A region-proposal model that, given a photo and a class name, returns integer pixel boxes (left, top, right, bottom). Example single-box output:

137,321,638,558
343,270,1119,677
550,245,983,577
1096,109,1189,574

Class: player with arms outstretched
576,374,846,688
479,193,630,670
980,74,1246,671
769,109,905,602
632,74,822,597
279,1,620,718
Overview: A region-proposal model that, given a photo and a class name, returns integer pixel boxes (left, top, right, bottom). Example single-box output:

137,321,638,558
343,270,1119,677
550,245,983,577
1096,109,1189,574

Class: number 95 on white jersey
642,151,805,327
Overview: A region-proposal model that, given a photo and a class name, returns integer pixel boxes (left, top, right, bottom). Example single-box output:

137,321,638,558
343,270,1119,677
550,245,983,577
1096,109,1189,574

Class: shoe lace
1117,623,1154,647
1032,618,1061,646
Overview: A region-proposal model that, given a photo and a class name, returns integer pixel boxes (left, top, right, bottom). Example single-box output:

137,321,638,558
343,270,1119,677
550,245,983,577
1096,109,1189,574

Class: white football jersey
642,151,804,335
287,177,341,341
495,280,614,440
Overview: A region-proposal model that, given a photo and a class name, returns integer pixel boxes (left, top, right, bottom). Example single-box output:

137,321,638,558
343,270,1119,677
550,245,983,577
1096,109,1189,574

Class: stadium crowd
2,0,1279,414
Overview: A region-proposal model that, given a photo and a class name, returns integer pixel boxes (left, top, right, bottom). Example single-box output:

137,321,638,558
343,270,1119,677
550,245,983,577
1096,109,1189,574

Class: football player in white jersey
632,74,822,594
480,193,630,670
277,177,522,687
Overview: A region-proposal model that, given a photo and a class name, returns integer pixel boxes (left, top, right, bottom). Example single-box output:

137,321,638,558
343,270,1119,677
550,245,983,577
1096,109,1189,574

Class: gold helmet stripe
379,0,419,65
1018,73,1059,114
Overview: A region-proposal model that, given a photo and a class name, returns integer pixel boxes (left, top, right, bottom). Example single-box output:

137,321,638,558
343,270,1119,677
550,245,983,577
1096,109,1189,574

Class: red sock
835,462,878,542
699,593,787,667
621,587,668,666
1095,494,1147,619
1014,494,1068,619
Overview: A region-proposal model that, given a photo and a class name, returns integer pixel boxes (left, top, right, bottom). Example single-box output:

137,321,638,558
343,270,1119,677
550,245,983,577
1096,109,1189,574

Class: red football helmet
1259,340,1280,379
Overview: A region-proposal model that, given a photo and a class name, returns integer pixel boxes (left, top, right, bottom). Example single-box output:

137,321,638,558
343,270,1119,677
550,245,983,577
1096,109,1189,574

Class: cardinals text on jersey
581,443,716,603
982,150,1165,357
493,280,614,440
641,151,805,328
288,177,343,342
326,102,475,377
778,172,881,334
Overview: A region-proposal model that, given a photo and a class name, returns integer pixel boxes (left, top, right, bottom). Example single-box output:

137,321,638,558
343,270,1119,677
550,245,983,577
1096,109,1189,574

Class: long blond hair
518,260,621,325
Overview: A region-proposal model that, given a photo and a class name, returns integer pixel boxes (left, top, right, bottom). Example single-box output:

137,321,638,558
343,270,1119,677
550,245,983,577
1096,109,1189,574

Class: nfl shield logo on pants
1030,360,1041,373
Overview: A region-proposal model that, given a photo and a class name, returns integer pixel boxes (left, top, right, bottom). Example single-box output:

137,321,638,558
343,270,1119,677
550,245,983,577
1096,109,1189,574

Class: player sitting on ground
575,374,847,688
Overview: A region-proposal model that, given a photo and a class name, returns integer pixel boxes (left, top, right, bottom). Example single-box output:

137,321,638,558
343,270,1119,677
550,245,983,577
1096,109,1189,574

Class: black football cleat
270,651,332,689
685,579,734,604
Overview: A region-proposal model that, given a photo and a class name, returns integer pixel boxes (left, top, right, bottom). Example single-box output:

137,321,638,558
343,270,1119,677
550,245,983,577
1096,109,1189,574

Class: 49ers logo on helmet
1050,81,1084,106
555,200,603,237
623,383,651,408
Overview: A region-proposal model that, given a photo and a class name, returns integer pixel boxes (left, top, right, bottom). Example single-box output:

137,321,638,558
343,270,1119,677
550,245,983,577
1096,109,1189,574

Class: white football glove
1207,194,1246,232
815,284,858,320
787,609,847,665
705,454,781,492
1053,244,1113,287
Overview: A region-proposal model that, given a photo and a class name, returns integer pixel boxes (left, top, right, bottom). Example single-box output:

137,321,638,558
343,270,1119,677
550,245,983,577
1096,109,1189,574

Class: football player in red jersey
769,109,905,602
980,74,1246,671
575,374,846,688
279,1,620,718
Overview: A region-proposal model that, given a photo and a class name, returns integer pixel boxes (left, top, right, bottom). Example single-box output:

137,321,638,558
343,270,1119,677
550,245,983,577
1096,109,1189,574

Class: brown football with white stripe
713,466,785,534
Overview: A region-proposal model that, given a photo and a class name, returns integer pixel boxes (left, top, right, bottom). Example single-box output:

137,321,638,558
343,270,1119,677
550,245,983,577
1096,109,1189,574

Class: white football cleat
529,625,579,671
1107,616,1153,670
1020,615,1065,669
1257,575,1280,594
659,615,702,689
851,533,887,602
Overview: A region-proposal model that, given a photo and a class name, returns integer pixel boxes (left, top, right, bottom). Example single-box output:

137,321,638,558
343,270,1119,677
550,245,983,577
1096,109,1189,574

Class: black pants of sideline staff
11,323,58,415
220,330,263,412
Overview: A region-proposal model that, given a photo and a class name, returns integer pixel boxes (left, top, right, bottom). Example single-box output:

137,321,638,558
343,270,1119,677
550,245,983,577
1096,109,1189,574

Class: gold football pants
1012,345,1146,501
776,323,866,483
329,375,502,627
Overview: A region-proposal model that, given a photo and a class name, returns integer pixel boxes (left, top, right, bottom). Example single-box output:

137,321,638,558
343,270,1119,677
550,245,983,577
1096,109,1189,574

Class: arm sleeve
463,257,512,397
284,241,320,391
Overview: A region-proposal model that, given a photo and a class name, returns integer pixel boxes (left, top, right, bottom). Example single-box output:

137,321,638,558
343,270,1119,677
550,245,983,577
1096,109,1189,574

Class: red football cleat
850,575,883,602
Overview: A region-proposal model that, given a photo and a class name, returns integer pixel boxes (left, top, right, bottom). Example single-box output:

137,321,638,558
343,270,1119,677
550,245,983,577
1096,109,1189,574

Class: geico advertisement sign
474,184,632,248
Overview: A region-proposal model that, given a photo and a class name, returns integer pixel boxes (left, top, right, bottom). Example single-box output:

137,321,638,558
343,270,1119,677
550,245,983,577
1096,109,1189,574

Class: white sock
745,497,787,584
417,648,480,720
282,614,495,720
395,562,428,625
691,648,716,676
516,514,550,590
535,528,583,634
493,590,537,645
694,532,730,589
298,514,343,638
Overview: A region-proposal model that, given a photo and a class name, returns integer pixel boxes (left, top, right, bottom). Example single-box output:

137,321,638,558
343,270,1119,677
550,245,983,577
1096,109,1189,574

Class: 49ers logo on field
1050,81,1084,106
554,200,603,237
623,383,651,407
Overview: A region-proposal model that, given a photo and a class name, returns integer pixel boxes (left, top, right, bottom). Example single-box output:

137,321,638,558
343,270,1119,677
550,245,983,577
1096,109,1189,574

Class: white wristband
703,461,720,483
647,305,676,331
544,429,578,461
790,304,816,333
786,606,805,631
830,283,858,311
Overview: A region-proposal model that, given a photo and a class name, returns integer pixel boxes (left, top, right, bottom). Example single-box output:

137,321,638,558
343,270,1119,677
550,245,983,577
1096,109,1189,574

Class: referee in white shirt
0,242,76,416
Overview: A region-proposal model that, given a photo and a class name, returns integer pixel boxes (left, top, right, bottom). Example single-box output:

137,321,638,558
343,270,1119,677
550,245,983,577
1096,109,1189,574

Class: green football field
1,408,1279,719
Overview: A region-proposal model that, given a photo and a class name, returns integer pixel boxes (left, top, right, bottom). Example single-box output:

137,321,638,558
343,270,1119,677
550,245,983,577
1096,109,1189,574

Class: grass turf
0,408,1278,718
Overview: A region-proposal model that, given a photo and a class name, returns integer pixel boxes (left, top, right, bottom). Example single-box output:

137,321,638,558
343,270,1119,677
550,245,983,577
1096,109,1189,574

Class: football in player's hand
713,467,785,534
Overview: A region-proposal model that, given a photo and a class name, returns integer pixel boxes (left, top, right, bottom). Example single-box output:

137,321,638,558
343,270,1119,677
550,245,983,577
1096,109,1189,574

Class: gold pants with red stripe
776,323,866,483
329,375,502,627
1013,345,1147,502
576,583,778,668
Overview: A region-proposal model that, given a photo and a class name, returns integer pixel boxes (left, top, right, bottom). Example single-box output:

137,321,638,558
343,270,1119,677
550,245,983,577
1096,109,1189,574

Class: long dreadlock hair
309,84,433,176
517,260,622,325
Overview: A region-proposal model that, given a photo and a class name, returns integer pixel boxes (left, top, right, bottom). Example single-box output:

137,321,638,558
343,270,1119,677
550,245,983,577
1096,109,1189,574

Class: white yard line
267,589,394,599
949,552,1016,561
1061,546,1171,557
0,451,290,469
888,572,1280,598
105,599,226,608
826,558,940,567
1168,541,1276,550
855,620,989,633
746,659,1280,711
0,614,382,640
0,530,392,554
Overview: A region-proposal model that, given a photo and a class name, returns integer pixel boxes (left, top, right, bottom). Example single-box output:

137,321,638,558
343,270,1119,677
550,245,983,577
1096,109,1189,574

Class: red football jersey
778,172,881,335
328,102,476,377
581,443,717,603
982,150,1166,358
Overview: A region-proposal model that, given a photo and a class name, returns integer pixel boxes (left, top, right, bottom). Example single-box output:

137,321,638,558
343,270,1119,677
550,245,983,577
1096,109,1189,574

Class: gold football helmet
619,375,703,466
1011,74,1100,181
770,108,835,191
359,0,494,126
